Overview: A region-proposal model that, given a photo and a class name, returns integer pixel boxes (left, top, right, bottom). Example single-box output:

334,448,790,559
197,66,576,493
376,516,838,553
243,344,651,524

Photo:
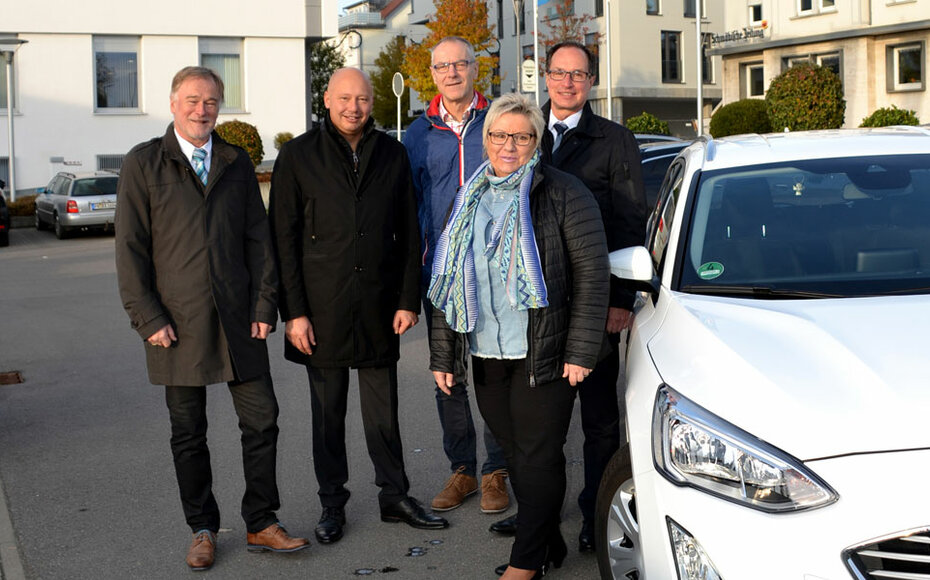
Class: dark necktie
552,122,569,152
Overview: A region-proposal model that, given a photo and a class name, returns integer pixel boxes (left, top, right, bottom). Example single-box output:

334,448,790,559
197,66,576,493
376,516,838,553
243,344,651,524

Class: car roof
639,140,691,159
687,127,930,172
56,170,119,180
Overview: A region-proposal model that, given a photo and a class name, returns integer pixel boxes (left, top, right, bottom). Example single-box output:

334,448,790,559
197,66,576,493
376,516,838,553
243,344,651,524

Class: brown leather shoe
480,469,510,513
185,530,216,571
431,466,478,511
246,522,310,553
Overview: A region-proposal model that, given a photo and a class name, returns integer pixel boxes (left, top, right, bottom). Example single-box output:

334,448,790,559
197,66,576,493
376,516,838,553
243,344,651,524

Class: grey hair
430,36,476,63
483,93,545,152
170,66,225,102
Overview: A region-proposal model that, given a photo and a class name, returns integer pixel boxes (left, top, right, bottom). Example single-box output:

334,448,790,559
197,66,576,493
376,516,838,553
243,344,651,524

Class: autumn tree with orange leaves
537,0,600,69
401,0,499,101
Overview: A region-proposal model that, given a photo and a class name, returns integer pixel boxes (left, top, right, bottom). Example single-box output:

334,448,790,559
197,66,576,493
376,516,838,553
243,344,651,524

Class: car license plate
91,201,116,210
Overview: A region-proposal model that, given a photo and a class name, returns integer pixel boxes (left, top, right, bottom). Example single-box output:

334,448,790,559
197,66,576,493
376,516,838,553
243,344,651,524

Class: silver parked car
35,171,119,239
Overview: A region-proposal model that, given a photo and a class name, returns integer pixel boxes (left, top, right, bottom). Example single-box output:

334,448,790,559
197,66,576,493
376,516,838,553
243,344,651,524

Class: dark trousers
306,365,410,510
423,292,506,476
577,341,622,522
472,357,576,570
165,373,280,534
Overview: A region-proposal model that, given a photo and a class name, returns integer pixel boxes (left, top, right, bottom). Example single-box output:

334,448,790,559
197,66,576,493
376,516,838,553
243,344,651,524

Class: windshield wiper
680,284,843,299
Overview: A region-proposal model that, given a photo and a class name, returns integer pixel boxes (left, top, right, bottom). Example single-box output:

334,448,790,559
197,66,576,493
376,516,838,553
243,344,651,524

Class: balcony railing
338,12,384,29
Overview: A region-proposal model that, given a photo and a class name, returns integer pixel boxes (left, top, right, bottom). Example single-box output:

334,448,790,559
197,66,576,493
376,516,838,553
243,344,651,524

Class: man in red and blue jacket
403,36,509,516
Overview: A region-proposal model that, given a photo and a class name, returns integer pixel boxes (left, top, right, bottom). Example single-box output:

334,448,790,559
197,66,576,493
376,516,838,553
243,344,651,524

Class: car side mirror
609,246,659,295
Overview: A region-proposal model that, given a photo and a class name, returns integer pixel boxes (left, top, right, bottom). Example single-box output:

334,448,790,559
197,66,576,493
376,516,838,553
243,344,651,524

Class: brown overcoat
115,124,278,385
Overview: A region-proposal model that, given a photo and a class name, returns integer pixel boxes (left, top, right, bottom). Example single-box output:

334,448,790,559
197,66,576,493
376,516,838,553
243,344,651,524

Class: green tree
309,41,346,123
765,62,845,131
372,36,416,129
401,0,499,101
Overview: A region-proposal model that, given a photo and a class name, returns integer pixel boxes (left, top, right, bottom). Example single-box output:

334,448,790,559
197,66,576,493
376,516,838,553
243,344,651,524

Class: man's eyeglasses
547,69,591,83
432,60,475,73
487,131,536,146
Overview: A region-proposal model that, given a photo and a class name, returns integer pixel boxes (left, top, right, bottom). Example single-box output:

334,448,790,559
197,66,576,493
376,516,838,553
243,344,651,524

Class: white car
597,127,930,580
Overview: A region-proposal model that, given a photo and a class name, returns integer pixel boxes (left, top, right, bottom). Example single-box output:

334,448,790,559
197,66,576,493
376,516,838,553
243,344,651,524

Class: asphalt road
0,227,603,579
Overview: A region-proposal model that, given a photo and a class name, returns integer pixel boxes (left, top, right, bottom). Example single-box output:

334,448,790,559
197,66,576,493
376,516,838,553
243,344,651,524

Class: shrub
860,105,919,127
625,111,670,135
274,131,295,150
216,120,264,167
709,99,772,137
7,194,38,217
765,62,845,131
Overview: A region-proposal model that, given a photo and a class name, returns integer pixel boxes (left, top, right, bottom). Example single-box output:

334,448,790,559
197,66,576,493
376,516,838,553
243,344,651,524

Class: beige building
713,0,929,127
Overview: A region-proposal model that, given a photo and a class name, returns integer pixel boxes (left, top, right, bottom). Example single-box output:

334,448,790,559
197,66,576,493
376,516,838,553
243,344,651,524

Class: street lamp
0,38,27,203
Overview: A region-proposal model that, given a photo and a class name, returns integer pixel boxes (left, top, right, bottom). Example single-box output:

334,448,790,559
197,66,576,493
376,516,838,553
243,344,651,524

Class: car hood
647,292,930,460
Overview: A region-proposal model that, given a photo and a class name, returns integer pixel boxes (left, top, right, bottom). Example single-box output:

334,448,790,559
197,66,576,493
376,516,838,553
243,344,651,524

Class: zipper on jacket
310,198,316,242
528,309,537,387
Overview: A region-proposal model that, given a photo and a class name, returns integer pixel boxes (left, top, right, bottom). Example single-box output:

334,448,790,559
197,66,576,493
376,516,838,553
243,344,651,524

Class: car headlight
653,385,838,512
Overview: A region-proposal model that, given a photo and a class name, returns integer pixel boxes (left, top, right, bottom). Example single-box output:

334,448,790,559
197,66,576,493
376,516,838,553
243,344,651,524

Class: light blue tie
192,148,208,186
552,122,568,152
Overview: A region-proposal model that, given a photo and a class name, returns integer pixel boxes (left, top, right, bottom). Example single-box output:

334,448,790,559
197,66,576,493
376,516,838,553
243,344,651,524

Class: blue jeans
424,291,507,477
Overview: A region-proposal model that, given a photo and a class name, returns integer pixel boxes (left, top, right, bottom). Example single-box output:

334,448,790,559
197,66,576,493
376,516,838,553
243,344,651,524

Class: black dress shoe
578,519,595,553
315,506,345,544
380,497,449,529
489,513,518,536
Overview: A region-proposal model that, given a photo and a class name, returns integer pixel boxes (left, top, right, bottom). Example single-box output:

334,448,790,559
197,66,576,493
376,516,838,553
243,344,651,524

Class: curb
0,471,26,580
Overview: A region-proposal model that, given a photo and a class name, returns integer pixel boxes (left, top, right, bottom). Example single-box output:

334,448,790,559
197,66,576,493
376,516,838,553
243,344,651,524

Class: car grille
844,527,930,579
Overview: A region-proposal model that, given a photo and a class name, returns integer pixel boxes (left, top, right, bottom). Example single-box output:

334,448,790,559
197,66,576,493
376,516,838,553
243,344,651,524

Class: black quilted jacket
429,164,609,386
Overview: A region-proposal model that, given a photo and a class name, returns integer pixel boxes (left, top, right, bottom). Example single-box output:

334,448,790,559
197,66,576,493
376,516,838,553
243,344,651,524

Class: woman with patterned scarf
428,93,610,579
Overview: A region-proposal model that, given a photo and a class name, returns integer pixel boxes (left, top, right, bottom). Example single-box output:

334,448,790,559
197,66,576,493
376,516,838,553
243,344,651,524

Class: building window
749,4,763,25
661,31,682,83
94,36,140,111
97,154,125,172
0,58,13,110
701,33,713,84
497,0,504,39
492,61,501,97
595,0,603,17
647,0,660,15
821,0,836,10
585,32,600,86
0,158,8,188
514,3,526,35
742,62,764,98
785,52,843,85
887,42,924,91
684,0,704,17
200,37,243,111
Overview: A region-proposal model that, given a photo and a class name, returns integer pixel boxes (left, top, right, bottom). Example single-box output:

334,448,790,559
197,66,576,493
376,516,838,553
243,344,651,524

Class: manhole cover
0,371,23,385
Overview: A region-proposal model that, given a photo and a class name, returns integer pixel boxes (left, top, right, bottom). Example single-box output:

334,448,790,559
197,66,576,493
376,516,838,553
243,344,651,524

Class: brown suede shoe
431,466,478,511
480,469,510,513
185,530,216,571
246,522,310,553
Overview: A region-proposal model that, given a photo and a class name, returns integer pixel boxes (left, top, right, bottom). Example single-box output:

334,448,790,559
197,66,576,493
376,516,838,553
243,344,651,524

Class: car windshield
679,153,930,298
72,178,118,197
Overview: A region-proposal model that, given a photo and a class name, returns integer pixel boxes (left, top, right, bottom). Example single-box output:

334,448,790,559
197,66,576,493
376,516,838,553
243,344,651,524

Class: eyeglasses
547,69,592,82
487,131,536,146
431,60,475,73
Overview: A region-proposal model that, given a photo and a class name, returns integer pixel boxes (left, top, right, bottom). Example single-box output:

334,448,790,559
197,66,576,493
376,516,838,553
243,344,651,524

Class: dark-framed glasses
547,69,591,82
432,60,475,73
487,131,536,146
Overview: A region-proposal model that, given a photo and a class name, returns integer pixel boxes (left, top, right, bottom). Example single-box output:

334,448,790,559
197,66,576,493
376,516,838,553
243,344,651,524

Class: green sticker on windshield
698,262,724,280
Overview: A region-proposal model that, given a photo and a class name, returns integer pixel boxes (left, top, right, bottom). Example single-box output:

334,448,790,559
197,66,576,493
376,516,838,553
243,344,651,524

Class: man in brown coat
115,66,308,572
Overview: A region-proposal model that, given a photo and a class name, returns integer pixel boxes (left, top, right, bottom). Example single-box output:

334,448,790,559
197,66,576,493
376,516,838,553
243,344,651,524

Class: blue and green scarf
428,151,548,333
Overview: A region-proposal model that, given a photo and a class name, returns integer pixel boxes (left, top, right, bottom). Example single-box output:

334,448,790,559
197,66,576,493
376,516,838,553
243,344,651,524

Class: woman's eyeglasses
487,132,536,146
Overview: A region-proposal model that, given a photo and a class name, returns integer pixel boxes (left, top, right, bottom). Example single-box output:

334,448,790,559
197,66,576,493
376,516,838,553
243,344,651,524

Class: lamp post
512,0,524,92
1,38,26,202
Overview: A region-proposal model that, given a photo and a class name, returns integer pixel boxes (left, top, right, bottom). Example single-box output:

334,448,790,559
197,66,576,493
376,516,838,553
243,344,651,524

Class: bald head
324,67,373,147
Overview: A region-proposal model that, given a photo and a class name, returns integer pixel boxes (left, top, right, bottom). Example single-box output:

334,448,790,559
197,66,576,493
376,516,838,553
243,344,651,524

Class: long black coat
540,102,646,310
430,165,609,386
269,118,420,368
115,125,278,386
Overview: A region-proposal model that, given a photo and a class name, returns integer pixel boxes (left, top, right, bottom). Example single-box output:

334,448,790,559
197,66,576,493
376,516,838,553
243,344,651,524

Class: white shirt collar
174,129,213,171
548,109,583,139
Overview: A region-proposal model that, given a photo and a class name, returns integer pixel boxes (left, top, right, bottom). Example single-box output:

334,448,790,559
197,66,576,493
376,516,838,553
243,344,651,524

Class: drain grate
0,371,23,385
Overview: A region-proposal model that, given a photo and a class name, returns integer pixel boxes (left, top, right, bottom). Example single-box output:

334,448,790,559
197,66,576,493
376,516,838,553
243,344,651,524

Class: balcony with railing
338,12,385,30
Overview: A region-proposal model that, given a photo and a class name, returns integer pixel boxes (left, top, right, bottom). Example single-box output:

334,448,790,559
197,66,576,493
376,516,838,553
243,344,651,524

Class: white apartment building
713,0,929,127
1,1,336,195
